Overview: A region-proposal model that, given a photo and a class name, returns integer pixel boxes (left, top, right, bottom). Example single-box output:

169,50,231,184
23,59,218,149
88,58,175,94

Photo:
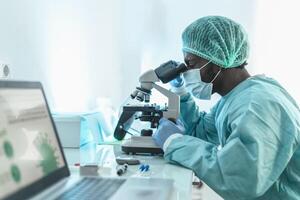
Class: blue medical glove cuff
170,76,184,88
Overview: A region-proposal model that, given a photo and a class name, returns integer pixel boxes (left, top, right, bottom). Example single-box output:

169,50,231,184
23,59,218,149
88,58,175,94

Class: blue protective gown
164,75,300,200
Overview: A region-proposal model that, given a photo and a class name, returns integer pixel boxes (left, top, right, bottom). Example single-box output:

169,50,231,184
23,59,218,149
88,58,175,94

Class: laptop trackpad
110,178,173,200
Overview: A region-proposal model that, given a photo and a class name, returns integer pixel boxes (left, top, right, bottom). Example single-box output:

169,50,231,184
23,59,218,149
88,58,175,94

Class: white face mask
183,61,221,100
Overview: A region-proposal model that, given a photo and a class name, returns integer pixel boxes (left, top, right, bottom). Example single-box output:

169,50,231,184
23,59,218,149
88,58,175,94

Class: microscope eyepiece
154,60,188,83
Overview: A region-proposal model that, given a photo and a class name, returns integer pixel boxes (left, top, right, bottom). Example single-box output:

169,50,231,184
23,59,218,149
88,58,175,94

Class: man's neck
217,69,251,96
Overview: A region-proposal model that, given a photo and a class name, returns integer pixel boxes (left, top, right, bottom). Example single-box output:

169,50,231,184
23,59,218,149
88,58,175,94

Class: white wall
3,0,298,114
253,0,300,103
0,0,122,112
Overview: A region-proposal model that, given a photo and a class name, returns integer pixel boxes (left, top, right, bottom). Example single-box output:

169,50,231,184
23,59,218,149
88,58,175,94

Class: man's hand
152,118,185,149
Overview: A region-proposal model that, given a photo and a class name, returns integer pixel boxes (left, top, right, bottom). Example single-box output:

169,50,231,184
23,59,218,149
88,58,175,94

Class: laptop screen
0,88,65,199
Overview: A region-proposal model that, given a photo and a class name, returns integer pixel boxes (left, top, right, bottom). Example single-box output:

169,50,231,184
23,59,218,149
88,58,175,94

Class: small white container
52,114,81,148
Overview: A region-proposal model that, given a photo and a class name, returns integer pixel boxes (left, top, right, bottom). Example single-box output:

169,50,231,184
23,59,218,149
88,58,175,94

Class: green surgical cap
182,16,249,68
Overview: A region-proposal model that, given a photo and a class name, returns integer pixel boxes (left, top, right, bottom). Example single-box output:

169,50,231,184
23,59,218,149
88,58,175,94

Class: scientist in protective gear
152,16,300,200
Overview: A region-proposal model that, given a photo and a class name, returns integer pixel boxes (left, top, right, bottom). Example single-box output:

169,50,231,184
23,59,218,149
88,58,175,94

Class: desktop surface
64,143,193,200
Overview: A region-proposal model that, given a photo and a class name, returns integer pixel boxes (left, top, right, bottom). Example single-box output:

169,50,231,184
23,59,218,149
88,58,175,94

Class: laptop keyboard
55,177,125,200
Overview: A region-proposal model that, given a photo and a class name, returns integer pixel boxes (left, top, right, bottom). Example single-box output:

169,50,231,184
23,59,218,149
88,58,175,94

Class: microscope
114,60,187,154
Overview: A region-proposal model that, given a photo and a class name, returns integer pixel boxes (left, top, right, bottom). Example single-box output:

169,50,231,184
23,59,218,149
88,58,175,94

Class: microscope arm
152,84,179,119
138,69,180,119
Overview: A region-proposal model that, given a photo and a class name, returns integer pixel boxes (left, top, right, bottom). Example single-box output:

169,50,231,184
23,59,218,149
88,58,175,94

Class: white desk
63,143,193,200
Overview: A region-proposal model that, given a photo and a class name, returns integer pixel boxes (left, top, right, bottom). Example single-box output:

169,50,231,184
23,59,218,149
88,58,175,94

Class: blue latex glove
170,75,184,88
152,118,185,149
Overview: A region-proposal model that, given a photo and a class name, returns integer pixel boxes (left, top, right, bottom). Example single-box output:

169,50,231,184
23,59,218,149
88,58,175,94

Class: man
152,16,300,200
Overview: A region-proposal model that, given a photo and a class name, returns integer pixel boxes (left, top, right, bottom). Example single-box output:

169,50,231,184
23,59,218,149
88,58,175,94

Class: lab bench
63,143,193,200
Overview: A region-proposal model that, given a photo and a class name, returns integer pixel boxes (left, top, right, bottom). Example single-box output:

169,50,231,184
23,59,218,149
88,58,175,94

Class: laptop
0,81,173,200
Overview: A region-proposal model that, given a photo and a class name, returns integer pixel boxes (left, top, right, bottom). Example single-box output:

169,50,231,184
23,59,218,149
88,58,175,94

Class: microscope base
121,136,163,155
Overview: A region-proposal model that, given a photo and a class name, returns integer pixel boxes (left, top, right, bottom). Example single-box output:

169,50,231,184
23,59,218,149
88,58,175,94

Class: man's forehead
184,52,195,59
